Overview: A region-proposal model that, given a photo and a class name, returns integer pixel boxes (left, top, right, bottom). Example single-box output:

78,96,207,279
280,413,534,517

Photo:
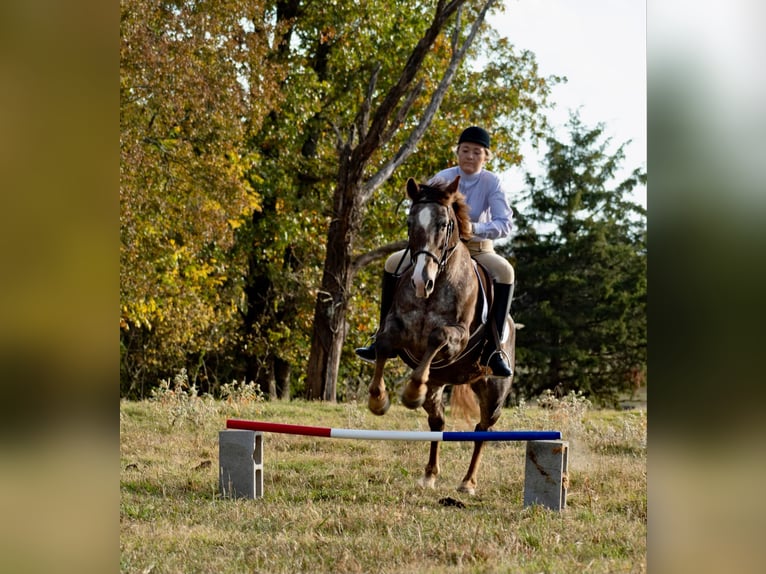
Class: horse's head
405,176,472,298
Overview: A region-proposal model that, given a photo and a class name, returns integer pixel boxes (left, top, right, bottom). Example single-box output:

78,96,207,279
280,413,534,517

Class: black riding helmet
457,126,490,149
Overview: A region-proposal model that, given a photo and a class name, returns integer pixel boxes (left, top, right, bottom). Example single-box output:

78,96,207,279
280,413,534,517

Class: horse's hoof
401,387,426,410
418,475,437,489
368,393,390,416
457,482,476,496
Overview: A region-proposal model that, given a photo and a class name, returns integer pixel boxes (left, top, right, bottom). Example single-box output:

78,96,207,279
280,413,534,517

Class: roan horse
367,176,516,494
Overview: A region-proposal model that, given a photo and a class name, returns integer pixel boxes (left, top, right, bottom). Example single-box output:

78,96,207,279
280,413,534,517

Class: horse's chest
395,295,469,343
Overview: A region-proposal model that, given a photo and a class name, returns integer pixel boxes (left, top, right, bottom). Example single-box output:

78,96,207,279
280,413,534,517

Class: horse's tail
449,384,480,428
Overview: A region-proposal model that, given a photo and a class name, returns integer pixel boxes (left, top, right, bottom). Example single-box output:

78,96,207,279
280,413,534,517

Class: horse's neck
443,244,476,282
451,242,473,267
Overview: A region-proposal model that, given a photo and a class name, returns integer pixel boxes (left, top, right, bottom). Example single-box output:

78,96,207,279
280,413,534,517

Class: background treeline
120,0,646,406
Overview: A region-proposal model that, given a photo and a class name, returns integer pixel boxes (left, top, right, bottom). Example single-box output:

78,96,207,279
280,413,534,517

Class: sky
488,0,647,208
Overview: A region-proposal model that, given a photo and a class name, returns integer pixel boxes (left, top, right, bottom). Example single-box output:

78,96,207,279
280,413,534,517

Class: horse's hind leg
419,385,445,489
457,375,512,495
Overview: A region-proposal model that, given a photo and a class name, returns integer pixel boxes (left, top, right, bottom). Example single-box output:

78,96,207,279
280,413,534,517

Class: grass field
120,390,646,573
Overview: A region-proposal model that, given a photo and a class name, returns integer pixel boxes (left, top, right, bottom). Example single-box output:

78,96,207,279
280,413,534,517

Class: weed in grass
149,368,217,426
219,379,265,411
535,389,593,437
342,398,369,428
586,409,647,457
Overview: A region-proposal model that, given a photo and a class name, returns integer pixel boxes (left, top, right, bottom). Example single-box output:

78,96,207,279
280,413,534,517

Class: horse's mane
416,177,473,241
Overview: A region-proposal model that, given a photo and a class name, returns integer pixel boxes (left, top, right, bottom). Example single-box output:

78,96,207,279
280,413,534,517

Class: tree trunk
306,173,363,400
274,357,291,400
250,357,291,400
259,365,278,400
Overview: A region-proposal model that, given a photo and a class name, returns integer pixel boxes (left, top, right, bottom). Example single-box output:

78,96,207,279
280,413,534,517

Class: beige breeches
384,240,514,284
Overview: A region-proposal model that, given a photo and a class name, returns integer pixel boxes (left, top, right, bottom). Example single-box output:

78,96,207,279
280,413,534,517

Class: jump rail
226,419,561,442
220,419,569,510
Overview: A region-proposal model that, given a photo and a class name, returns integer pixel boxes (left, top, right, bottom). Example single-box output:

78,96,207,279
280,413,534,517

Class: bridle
407,199,459,274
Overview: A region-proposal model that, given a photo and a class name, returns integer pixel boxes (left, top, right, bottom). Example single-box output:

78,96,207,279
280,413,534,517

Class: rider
355,126,515,376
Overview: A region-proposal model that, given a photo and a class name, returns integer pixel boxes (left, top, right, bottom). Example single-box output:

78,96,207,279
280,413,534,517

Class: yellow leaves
123,298,160,330
227,188,262,230
201,198,223,214
245,190,262,212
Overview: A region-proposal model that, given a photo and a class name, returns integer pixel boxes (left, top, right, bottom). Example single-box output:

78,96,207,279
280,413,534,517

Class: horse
367,176,516,494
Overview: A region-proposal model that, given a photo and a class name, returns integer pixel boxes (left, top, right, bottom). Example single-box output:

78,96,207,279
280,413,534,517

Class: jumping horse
367,176,516,494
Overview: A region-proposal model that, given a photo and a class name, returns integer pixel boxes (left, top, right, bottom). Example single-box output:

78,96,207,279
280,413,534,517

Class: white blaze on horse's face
411,205,444,299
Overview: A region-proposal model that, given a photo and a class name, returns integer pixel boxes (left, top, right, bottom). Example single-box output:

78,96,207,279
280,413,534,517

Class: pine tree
507,114,647,406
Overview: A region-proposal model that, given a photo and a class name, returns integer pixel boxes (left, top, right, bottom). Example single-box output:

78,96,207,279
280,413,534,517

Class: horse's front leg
401,344,442,409
402,325,465,410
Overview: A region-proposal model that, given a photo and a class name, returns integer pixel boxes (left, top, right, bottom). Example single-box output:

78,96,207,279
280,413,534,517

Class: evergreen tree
506,114,647,406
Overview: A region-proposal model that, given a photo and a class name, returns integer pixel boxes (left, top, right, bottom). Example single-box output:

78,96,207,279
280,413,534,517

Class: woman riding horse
363,176,516,494
356,126,515,376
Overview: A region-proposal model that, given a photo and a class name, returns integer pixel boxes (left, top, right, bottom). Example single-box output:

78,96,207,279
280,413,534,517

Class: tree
303,0,560,401
507,114,647,405
120,0,559,399
120,0,284,396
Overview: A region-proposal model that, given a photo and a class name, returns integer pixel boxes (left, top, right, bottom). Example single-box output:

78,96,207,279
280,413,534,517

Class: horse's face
407,202,451,298
406,179,457,299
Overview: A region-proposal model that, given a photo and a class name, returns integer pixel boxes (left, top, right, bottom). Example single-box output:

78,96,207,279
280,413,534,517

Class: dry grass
120,392,646,574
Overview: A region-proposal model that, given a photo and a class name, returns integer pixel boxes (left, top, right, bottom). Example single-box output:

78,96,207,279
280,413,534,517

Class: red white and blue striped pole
226,419,561,441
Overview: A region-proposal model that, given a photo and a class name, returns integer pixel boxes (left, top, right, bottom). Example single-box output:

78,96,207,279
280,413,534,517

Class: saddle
398,259,494,372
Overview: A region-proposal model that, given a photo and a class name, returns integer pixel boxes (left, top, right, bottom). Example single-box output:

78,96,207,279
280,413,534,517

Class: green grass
120,396,646,574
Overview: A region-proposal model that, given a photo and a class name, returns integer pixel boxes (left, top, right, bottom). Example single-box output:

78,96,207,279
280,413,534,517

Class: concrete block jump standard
219,419,569,510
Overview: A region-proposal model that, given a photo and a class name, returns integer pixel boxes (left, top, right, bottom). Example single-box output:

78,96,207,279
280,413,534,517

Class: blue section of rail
442,430,561,441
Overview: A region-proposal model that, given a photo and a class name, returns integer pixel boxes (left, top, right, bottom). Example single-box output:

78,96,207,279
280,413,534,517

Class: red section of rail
226,419,332,438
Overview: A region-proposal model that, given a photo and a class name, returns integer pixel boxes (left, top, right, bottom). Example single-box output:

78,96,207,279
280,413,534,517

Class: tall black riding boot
355,271,398,363
482,282,514,376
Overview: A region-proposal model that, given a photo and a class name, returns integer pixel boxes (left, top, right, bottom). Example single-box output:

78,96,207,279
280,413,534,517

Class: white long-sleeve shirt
432,166,513,241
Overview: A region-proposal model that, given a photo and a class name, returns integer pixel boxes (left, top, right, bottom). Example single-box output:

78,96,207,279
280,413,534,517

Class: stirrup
355,343,377,363
485,349,512,377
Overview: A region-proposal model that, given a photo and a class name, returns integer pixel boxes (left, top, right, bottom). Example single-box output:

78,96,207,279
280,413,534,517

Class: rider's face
456,143,487,175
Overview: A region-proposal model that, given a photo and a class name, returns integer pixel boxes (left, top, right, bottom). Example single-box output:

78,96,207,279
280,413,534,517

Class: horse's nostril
426,279,434,292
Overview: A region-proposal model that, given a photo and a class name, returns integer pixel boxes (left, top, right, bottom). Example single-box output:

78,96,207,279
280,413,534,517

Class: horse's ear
406,178,419,200
448,176,460,193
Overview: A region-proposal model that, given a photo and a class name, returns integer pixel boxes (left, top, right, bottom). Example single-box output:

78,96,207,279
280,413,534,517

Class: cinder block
523,440,568,511
219,430,263,499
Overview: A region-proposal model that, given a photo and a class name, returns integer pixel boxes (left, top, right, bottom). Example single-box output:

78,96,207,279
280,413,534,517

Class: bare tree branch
451,3,462,52
349,0,469,171
379,78,425,147
350,240,408,274
331,122,344,152
355,63,381,143
362,0,498,198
